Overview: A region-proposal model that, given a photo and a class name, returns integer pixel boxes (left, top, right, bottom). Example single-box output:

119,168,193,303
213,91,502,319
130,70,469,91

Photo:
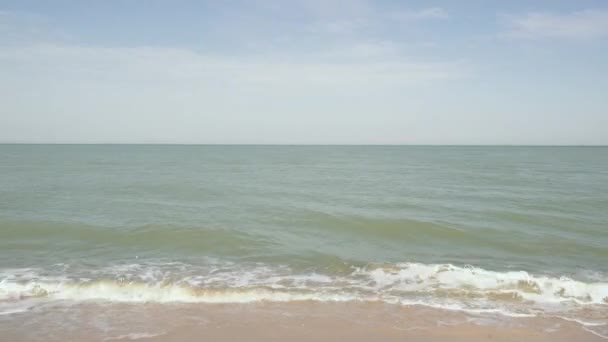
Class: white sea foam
0,262,606,319
0,305,29,316
582,326,608,340
105,332,166,341
355,263,608,305
547,315,607,327
0,280,360,303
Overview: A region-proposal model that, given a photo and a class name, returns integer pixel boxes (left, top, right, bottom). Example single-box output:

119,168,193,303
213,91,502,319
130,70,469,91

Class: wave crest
1,262,607,316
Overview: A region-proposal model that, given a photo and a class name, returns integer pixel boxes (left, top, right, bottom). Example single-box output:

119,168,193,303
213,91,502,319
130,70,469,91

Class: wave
1,262,607,308
357,263,608,305
0,281,358,303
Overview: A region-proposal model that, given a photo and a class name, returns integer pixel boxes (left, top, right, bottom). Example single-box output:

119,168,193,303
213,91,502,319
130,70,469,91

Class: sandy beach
2,302,605,341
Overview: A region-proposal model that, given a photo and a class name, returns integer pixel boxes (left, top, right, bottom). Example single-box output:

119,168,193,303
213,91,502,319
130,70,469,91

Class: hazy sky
1,1,607,144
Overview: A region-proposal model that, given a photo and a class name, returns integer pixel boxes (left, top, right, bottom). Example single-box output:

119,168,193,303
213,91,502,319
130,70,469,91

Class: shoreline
2,302,606,341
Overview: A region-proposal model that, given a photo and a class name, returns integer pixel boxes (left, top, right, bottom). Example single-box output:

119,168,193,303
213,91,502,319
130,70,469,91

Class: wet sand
2,302,605,341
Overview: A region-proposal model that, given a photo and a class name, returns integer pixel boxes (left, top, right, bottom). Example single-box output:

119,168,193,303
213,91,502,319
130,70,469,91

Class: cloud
0,43,466,86
307,19,368,35
0,5,469,144
390,7,449,21
0,10,16,23
505,9,608,40
0,10,71,44
0,6,463,87
295,0,373,19
306,5,448,36
0,42,468,145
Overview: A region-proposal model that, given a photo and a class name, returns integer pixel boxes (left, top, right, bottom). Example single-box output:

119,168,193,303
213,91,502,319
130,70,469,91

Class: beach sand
3,302,604,341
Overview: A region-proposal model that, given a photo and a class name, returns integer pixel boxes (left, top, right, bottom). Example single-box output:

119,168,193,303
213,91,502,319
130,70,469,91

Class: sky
0,0,607,145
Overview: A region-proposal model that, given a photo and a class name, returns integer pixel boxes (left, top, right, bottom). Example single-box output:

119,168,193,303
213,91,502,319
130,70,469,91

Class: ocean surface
1,145,607,336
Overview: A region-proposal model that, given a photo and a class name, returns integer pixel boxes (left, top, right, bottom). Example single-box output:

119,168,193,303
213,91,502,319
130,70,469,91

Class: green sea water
1,145,607,322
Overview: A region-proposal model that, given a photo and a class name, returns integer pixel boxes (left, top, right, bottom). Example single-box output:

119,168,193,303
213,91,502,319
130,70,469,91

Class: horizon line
1,143,607,147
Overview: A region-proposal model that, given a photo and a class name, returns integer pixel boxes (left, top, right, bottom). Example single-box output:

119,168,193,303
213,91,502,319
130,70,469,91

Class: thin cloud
390,7,449,21
0,43,467,85
0,10,71,43
505,9,608,40
307,19,368,35
0,6,464,85
307,6,448,36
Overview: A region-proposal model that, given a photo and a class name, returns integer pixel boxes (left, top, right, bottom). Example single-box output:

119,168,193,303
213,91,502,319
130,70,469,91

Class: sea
1,145,607,339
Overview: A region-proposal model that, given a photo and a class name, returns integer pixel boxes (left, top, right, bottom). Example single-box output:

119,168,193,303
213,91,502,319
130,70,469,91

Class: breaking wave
1,262,607,312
